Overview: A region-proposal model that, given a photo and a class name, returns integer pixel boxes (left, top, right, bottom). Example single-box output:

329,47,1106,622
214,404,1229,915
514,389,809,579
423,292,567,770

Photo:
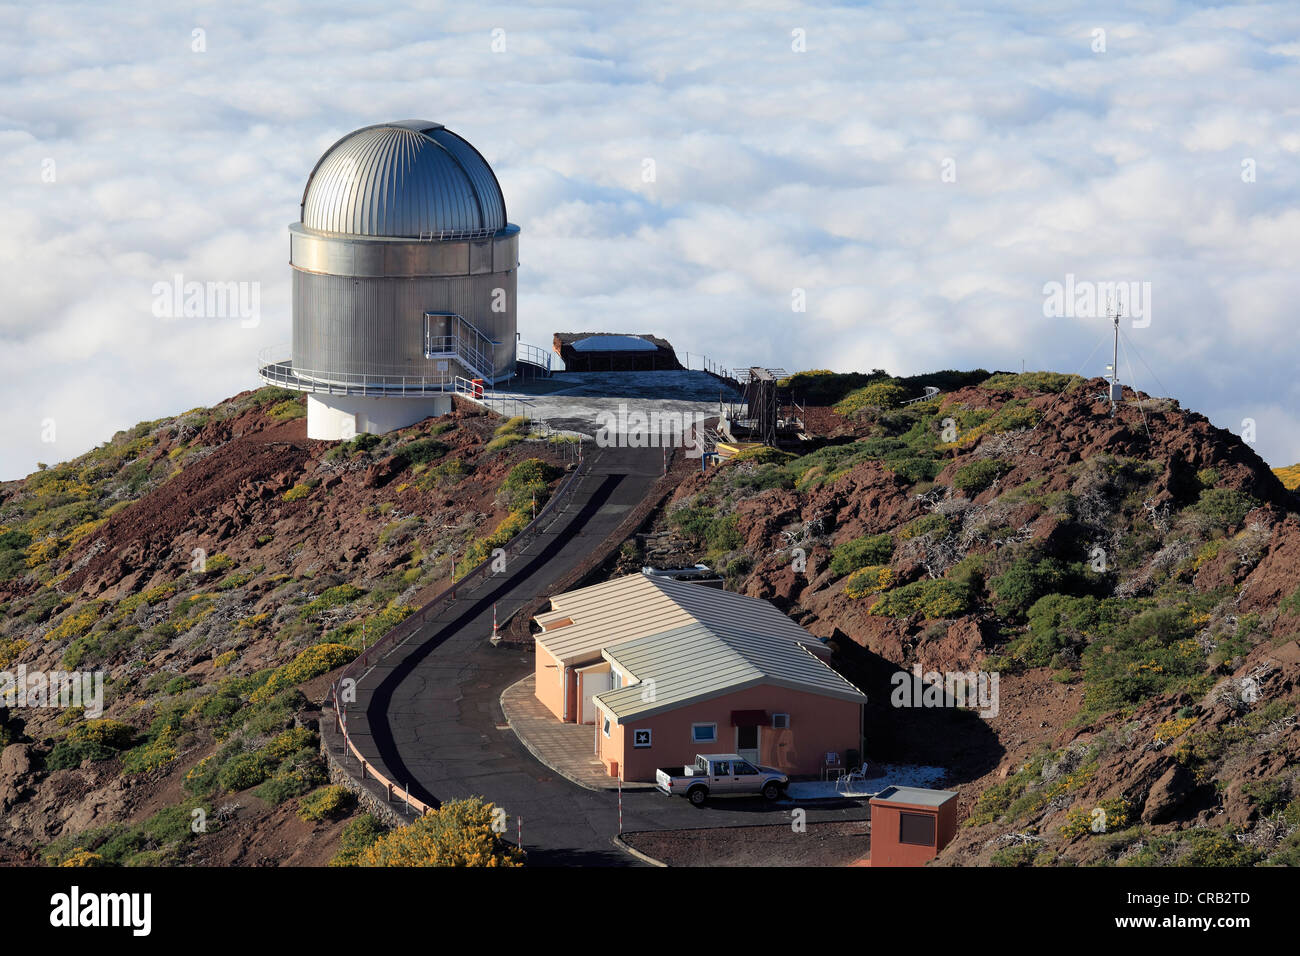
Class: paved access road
346,444,867,866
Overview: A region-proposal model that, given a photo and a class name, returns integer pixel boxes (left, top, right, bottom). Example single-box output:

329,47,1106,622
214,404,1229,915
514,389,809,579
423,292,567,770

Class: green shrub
163,675,198,696
669,505,742,555
730,446,795,465
952,459,1008,495
266,399,306,421
1007,594,1125,667
1079,606,1206,720
45,719,139,770
981,371,1082,394
501,458,562,512
299,584,366,618
255,770,318,806
1121,827,1261,867
834,381,907,417
829,534,894,577
216,751,274,792
990,555,1068,619
394,437,448,468
298,785,357,822
1192,488,1258,527
899,513,954,540
724,555,754,580
885,457,942,483
46,739,119,770
330,814,386,866
870,579,973,619
1281,585,1300,618
990,843,1043,867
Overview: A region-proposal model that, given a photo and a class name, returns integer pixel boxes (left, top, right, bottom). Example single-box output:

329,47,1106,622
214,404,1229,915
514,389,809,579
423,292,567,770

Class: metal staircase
423,311,498,384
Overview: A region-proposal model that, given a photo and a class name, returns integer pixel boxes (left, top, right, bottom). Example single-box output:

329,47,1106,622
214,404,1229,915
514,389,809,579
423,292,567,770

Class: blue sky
3,0,1299,479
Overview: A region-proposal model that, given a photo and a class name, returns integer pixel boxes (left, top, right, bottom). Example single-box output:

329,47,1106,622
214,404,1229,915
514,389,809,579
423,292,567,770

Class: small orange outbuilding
868,786,959,866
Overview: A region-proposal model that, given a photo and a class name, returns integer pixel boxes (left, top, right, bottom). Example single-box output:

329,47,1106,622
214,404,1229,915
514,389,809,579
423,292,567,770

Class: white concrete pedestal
306,393,453,440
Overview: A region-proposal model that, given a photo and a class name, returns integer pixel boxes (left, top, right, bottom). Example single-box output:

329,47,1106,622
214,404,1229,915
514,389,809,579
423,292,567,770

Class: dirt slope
642,371,1300,866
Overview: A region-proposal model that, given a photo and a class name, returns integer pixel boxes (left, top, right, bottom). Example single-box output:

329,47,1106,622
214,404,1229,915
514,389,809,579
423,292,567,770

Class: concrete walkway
495,369,738,439
500,675,656,792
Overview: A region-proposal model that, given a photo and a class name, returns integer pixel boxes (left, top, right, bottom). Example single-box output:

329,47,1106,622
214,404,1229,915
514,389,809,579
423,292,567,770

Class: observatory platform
258,120,527,440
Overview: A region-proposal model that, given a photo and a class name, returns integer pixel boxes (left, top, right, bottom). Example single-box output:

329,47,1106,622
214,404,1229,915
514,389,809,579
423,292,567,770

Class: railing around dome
516,341,554,375
415,227,498,241
257,346,482,397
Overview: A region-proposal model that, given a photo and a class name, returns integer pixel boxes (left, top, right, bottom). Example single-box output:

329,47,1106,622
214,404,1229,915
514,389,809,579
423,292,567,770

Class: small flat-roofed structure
869,785,959,866
553,332,682,372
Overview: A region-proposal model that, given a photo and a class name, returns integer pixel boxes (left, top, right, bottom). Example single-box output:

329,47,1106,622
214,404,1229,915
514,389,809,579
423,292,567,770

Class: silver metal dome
300,120,507,239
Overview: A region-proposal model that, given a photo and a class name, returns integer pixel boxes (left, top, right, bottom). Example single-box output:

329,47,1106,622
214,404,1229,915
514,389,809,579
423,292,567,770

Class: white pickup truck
656,753,789,806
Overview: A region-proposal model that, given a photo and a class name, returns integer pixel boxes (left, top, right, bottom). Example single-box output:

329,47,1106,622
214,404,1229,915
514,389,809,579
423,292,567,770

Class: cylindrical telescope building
258,120,520,439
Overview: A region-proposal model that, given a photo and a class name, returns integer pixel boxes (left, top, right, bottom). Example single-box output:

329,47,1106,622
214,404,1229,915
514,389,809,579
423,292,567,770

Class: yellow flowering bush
844,565,894,599
24,535,63,568
250,643,358,702
356,797,523,867
282,482,315,501
1154,716,1196,745
46,603,104,642
1060,797,1131,838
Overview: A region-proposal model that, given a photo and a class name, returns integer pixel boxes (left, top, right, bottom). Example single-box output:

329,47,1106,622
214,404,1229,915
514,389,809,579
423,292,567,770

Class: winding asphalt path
342,444,867,865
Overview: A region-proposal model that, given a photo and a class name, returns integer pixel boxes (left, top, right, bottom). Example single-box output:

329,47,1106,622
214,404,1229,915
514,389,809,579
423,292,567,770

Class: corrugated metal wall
291,269,517,382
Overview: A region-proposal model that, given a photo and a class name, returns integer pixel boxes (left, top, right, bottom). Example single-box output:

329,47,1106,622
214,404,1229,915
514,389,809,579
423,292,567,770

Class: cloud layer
3,1,1299,478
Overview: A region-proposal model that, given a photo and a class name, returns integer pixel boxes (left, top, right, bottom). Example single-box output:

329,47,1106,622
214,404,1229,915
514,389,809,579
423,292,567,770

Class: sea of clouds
2,0,1299,479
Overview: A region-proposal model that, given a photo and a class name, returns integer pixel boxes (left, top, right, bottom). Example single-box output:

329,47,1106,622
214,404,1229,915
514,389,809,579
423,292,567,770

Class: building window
899,812,936,847
633,729,652,748
691,723,717,743
772,713,790,729
602,716,611,737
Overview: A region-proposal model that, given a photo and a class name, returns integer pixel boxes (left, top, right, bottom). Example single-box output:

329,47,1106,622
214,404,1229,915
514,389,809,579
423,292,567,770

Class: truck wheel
762,781,782,801
688,786,708,806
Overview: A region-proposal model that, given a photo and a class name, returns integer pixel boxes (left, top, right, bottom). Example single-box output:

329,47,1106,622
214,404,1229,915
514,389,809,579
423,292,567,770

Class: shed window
772,713,790,729
899,812,936,847
692,723,717,743
602,716,611,737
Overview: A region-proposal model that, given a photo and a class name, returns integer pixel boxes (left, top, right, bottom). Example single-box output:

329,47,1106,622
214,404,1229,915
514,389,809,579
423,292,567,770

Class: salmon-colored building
533,574,867,781
868,786,959,866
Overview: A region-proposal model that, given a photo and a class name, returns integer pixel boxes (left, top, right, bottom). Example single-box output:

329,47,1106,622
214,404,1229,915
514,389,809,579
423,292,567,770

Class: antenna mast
1106,297,1122,417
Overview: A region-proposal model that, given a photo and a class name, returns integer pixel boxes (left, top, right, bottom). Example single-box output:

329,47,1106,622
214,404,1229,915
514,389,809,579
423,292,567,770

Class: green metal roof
592,620,867,722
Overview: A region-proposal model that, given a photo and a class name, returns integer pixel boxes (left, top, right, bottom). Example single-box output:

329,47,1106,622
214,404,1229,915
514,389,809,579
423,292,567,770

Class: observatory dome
300,121,507,239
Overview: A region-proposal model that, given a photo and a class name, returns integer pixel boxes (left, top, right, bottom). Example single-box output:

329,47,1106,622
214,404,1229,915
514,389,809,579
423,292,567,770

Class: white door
580,670,612,724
